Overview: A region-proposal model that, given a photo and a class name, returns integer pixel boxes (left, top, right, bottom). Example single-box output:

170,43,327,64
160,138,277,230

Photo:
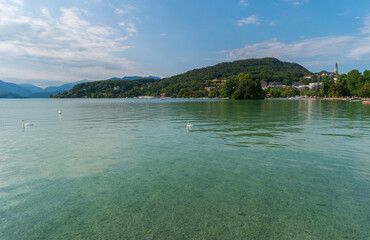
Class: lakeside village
198,63,369,101
261,63,338,98
203,63,336,98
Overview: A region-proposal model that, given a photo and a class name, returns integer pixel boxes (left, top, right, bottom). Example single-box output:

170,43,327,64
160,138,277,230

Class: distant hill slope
53,78,159,98
107,76,161,81
44,80,91,93
0,80,32,96
161,57,310,85
53,58,312,98
0,91,25,98
19,84,44,93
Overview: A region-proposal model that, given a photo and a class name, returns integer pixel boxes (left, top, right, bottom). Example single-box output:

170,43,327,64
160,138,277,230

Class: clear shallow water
0,99,369,239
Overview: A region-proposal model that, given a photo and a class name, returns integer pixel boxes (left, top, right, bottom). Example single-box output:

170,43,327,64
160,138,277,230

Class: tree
269,88,280,98
222,78,237,97
320,77,333,96
328,82,350,97
230,73,264,99
362,70,370,82
358,83,370,97
346,70,362,96
208,90,218,98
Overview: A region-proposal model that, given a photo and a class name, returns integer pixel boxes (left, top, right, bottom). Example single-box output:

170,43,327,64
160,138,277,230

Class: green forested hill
52,58,311,98
165,57,310,83
53,78,159,98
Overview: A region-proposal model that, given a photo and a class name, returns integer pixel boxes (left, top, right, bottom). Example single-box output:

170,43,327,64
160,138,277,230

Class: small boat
362,101,370,104
350,98,361,102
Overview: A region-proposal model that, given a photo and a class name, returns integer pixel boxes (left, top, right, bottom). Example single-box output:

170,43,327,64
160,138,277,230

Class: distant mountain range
0,76,160,98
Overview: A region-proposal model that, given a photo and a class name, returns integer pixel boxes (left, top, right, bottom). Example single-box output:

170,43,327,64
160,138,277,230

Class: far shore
265,97,370,101
132,96,370,101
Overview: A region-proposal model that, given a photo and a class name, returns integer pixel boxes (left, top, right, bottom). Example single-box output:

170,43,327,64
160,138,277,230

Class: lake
0,99,369,239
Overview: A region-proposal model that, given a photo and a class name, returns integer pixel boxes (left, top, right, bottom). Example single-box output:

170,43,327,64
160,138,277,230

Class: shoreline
266,97,370,101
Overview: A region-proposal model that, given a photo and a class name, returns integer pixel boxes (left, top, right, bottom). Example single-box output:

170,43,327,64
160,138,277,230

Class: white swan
186,120,193,129
22,120,34,127
58,110,62,115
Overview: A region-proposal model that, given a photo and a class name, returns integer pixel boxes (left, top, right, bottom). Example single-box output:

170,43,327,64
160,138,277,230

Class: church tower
334,62,339,82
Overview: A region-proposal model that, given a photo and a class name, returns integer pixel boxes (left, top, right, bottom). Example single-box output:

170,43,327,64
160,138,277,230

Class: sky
1,0,370,87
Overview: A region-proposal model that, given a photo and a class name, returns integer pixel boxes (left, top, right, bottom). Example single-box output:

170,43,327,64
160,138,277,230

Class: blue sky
1,0,370,87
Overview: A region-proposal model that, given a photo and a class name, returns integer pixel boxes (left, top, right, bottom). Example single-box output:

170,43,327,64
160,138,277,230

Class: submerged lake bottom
0,99,369,239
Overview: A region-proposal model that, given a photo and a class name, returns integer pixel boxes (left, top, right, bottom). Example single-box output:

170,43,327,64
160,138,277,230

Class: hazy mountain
19,84,44,93
44,80,91,93
0,91,25,98
28,91,62,98
107,76,160,81
0,80,32,96
0,79,92,98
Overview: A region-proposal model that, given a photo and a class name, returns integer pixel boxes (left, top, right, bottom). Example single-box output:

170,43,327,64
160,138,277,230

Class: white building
267,82,286,89
309,82,323,91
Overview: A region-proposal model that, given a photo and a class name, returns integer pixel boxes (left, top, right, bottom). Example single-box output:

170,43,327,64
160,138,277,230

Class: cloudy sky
1,0,370,87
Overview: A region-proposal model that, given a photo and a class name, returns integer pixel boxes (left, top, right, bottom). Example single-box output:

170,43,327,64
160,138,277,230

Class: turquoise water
0,99,369,239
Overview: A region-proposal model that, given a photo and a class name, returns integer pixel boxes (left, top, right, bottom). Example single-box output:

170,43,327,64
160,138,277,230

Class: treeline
333,70,370,97
52,58,310,99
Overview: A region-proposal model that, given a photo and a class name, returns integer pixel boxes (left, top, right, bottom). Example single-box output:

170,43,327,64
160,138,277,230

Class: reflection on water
0,99,369,239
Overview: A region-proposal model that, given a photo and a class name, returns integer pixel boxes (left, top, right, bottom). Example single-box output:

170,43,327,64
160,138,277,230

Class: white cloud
220,37,354,60
9,0,23,6
361,13,370,34
115,8,125,15
60,8,89,32
0,0,22,18
41,7,51,19
348,36,370,59
115,36,129,41
119,21,137,35
284,0,309,7
269,20,277,26
114,5,135,16
160,33,167,37
0,5,142,83
237,14,260,26
87,26,114,36
226,11,370,69
240,0,248,7
218,35,370,71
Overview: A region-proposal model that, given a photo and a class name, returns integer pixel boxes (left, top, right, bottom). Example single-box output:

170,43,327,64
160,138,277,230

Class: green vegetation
267,88,301,98
320,70,369,97
222,73,265,99
52,58,310,99
53,78,159,98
